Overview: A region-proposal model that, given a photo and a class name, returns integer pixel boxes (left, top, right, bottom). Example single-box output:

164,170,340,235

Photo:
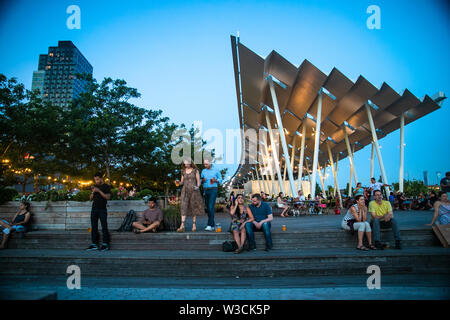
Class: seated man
245,193,274,251
293,190,306,216
369,190,402,249
132,197,163,233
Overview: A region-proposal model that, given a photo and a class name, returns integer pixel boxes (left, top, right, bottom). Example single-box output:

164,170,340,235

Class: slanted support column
327,142,343,209
399,113,405,192
305,157,312,195
343,127,358,184
264,110,284,195
257,163,268,194
318,164,326,196
289,138,297,190
297,124,306,193
365,103,390,196
253,169,262,194
311,88,323,199
267,77,297,197
370,142,375,179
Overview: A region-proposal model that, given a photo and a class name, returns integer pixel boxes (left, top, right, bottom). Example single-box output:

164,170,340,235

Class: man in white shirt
369,177,389,200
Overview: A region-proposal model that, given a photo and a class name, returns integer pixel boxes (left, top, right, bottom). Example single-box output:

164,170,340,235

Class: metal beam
297,124,306,193
311,89,323,198
267,76,297,197
399,113,405,192
365,103,390,196
327,142,343,209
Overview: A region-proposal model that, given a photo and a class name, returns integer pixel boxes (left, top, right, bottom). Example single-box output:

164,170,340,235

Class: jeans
245,222,273,248
204,188,218,227
372,218,401,242
91,208,110,245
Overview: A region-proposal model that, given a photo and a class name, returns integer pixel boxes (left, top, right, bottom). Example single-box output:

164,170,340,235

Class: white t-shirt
369,182,383,196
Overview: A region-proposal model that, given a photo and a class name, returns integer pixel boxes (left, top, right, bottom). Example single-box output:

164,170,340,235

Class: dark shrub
162,206,181,231
73,190,91,202
0,188,19,205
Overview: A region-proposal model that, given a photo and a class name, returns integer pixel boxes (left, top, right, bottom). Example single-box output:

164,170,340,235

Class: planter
0,200,165,231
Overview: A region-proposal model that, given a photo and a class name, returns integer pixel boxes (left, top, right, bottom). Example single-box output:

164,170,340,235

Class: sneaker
395,240,402,250
86,244,98,251
248,244,256,251
99,244,110,251
265,245,273,251
204,226,215,231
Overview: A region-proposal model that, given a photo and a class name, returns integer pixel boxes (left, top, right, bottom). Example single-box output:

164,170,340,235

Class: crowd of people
1,170,449,253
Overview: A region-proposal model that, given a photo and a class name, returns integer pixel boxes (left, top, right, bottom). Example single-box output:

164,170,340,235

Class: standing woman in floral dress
175,158,205,232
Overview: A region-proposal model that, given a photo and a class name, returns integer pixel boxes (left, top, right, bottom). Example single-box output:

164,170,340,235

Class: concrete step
1,247,449,278
6,228,440,250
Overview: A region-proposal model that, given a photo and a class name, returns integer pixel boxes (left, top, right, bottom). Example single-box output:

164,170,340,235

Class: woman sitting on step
276,192,290,217
341,195,376,251
229,194,254,254
426,191,450,226
0,200,31,249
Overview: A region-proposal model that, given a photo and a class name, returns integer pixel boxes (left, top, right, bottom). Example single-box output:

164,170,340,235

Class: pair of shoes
192,223,196,232
356,245,369,251
99,244,110,251
395,240,402,250
86,244,99,251
177,225,185,233
374,241,384,250
234,246,244,254
248,244,256,251
204,226,215,231
264,245,273,251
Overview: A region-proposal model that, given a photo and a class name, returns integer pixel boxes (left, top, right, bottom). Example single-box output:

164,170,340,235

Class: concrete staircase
1,228,449,279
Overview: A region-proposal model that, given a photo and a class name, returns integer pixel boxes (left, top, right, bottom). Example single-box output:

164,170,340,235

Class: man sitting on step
245,193,273,251
132,197,163,233
369,190,402,250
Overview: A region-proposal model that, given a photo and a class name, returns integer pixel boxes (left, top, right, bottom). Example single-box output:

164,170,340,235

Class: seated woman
0,200,31,249
229,194,254,254
426,191,450,226
341,195,376,251
276,192,290,217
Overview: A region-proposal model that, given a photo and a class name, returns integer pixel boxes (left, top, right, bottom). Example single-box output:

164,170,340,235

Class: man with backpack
132,197,163,233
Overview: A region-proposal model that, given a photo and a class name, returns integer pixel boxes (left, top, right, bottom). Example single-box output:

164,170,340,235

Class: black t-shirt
440,177,450,192
92,184,111,210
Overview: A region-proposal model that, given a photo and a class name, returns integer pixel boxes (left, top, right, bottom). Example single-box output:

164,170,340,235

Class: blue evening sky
0,0,448,188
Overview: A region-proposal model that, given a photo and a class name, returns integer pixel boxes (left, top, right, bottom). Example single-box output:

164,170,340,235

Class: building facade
31,41,93,107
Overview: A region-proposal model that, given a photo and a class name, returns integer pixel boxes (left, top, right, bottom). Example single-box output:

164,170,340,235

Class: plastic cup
282,225,286,232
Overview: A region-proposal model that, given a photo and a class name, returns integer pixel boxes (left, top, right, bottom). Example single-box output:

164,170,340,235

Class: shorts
1,220,26,235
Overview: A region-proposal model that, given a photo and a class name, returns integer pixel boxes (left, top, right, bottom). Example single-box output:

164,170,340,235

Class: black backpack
117,210,137,232
222,240,238,252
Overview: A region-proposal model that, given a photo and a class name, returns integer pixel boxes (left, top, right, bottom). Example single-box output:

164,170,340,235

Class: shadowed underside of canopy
228,35,444,188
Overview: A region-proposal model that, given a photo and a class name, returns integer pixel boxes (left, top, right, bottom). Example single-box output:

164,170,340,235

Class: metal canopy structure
227,35,445,198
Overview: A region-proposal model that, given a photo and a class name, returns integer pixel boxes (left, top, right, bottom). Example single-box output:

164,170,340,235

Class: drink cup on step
282,225,286,232
88,227,91,233
216,223,221,232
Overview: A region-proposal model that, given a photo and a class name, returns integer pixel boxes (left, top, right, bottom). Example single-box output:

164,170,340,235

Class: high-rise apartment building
31,41,93,107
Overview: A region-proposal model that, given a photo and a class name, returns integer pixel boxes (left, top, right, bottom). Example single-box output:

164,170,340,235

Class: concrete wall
0,200,165,231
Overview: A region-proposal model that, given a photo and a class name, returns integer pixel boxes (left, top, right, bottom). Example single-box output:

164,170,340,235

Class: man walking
369,190,402,250
246,193,274,251
86,172,111,251
201,159,222,231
